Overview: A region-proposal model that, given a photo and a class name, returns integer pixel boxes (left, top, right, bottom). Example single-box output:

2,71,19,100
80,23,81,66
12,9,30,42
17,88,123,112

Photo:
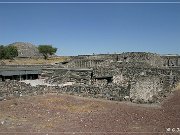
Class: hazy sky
0,0,180,56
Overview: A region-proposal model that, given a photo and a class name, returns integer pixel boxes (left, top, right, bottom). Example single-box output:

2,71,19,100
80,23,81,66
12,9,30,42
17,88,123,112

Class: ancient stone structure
0,67,41,81
9,42,42,58
162,54,180,68
0,52,180,103
65,52,164,68
51,52,180,103
0,80,54,101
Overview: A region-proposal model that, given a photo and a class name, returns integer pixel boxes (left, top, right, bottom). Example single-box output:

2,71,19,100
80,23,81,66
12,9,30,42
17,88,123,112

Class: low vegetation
0,45,18,59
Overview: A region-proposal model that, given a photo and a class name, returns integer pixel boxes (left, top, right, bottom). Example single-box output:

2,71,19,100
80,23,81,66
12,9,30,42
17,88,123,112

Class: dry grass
2,56,69,65
65,103,104,113
37,95,105,113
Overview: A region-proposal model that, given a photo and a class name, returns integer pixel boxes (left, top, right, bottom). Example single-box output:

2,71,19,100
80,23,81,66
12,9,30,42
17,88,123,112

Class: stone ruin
9,42,42,58
0,52,180,103
43,52,180,103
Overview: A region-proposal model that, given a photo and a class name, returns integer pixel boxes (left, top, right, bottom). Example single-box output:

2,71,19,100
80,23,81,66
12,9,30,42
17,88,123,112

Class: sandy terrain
0,90,180,135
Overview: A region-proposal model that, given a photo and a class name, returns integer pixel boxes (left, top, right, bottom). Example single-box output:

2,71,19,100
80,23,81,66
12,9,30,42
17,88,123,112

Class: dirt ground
0,90,180,135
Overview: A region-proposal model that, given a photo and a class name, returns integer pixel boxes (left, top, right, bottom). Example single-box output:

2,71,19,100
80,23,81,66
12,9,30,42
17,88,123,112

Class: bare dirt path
0,90,180,135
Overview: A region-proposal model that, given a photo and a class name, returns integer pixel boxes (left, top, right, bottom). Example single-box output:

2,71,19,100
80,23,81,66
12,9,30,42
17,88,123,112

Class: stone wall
42,67,180,103
93,61,178,79
66,59,104,68
0,80,54,100
161,55,180,67
117,52,164,67
67,52,164,68
130,76,163,103
41,52,180,103
58,83,130,101
0,71,179,103
0,80,130,102
43,68,92,85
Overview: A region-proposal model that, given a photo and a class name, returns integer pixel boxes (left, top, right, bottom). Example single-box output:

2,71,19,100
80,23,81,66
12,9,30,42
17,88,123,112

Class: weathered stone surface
130,76,162,103
9,42,42,58
162,55,180,67
65,52,164,68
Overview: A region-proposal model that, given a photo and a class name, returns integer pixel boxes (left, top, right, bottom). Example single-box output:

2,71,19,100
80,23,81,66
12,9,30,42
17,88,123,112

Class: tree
4,45,18,59
0,45,18,59
38,45,57,59
0,45,5,59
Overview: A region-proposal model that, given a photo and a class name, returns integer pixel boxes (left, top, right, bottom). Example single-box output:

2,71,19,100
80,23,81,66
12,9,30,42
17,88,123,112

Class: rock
1,121,4,125
0,96,4,101
124,96,130,101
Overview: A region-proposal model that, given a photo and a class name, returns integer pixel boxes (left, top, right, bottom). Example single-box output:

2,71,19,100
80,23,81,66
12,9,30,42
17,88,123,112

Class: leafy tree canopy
0,45,5,59
38,45,57,59
0,45,18,59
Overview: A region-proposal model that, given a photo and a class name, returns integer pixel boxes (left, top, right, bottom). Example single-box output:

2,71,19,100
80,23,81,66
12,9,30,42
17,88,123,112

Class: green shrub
0,45,18,59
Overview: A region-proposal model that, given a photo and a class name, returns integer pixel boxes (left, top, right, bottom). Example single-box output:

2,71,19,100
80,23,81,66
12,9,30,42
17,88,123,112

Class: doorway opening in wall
0,74,39,81
0,68,41,82
94,76,113,84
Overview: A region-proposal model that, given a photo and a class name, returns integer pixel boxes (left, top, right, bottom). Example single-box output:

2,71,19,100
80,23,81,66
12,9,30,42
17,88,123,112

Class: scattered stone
1,121,4,125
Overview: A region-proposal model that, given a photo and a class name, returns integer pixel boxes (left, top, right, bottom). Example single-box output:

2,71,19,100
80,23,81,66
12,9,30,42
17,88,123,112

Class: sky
0,0,180,56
